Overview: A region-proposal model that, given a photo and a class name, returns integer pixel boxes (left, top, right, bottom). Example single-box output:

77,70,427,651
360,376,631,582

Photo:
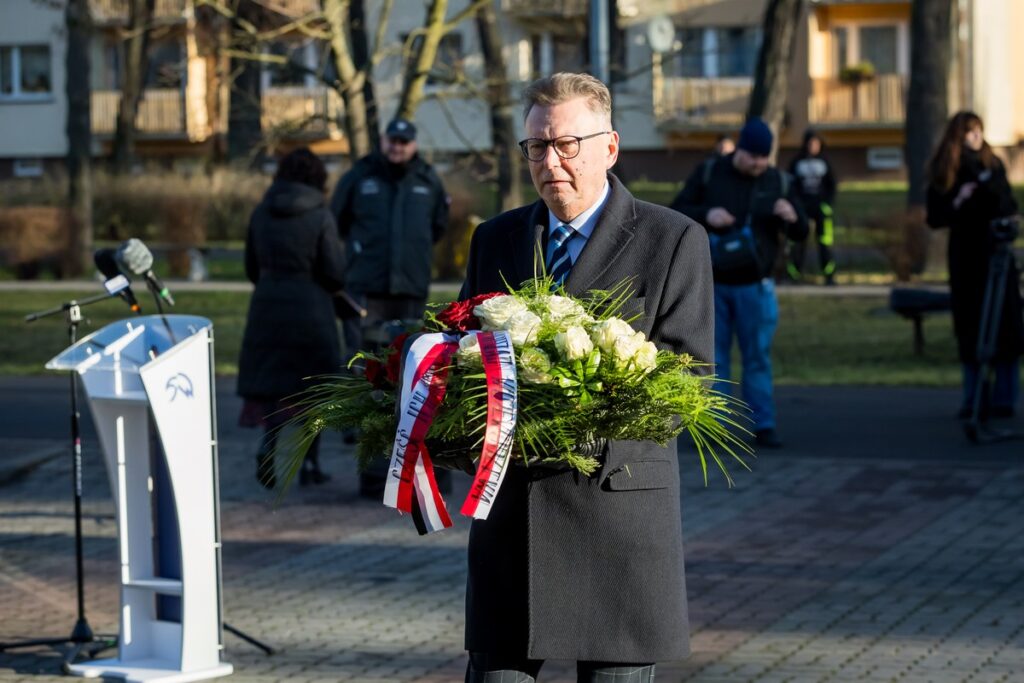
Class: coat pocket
603,459,672,491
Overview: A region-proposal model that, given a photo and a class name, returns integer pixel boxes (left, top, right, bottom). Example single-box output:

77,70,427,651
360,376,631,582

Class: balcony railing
91,89,186,136
654,77,752,128
262,86,344,137
808,74,907,126
90,0,187,23
502,0,587,18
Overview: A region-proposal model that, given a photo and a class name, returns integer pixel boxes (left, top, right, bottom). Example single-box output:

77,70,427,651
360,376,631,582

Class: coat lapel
507,199,548,290
564,174,637,296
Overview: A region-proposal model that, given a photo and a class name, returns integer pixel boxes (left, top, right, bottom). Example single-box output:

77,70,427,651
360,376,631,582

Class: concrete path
0,379,1021,682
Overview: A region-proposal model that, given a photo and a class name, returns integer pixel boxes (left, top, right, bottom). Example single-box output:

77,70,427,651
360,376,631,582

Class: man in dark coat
329,118,449,348
459,72,714,682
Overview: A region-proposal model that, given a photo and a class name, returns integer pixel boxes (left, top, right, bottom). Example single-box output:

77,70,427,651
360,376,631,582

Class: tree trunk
746,0,804,150
65,0,93,277
475,3,521,213
112,0,155,173
349,0,380,152
395,0,448,122
226,1,263,166
900,0,953,279
324,0,372,161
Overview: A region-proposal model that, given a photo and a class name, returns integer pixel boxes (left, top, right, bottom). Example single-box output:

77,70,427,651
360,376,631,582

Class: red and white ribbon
461,330,518,521
383,333,458,533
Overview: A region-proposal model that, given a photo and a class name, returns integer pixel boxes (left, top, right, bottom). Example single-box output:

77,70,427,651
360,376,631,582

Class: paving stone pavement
2,389,1023,683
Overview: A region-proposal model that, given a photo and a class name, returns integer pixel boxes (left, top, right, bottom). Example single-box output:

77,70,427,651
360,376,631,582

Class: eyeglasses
517,131,611,162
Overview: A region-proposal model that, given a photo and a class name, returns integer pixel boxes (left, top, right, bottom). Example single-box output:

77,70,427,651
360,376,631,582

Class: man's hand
773,198,798,223
953,182,977,210
706,207,736,229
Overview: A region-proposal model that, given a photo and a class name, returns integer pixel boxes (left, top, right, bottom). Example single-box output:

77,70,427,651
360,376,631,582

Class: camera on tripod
989,215,1019,243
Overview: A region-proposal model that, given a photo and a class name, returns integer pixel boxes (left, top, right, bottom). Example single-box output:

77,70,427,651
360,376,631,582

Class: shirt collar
548,180,610,241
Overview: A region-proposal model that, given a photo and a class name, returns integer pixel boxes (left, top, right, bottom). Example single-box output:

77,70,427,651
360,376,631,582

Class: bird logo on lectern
165,373,194,402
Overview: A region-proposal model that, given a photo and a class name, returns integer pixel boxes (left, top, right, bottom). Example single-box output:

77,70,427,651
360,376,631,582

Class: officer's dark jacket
671,152,809,284
329,152,448,297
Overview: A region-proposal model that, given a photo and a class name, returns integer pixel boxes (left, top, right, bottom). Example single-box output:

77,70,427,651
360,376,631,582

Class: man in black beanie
671,117,808,448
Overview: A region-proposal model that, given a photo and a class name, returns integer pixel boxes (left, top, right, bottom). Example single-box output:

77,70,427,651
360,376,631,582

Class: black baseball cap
386,118,416,141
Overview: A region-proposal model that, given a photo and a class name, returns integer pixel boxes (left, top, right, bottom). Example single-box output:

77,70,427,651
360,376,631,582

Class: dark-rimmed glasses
518,131,611,162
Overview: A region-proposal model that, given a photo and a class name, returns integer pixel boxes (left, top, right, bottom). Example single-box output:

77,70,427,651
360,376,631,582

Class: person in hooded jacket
926,111,1022,419
786,130,838,284
238,148,347,488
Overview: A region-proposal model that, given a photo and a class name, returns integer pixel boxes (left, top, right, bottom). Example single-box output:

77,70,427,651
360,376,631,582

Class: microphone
94,249,142,313
117,238,175,307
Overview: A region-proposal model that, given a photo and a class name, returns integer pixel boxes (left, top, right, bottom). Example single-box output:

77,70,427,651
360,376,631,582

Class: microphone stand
0,292,135,663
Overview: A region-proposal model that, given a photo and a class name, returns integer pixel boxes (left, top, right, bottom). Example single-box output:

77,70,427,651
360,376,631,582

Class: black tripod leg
967,247,1013,442
223,621,275,655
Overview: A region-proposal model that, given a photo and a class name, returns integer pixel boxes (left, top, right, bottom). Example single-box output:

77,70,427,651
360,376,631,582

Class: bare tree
226,0,265,165
65,0,93,275
899,0,954,278
395,0,448,122
746,0,804,150
475,1,521,212
112,0,156,173
349,0,381,151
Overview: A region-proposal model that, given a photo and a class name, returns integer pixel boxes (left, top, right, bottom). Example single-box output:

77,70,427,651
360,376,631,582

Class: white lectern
48,315,233,682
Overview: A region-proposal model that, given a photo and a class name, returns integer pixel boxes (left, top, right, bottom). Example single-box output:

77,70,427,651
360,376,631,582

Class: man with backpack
671,118,808,448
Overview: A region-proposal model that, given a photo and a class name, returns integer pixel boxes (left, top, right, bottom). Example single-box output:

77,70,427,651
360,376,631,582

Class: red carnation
364,357,387,389
437,292,505,331
384,332,411,385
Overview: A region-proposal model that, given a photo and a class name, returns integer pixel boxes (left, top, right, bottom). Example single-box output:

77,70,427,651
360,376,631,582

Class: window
832,27,849,73
672,26,761,78
265,41,310,88
146,41,183,88
530,33,586,79
860,26,898,75
13,158,44,178
0,45,52,99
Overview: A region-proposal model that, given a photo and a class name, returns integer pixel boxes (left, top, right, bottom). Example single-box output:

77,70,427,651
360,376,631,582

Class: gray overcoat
458,173,714,662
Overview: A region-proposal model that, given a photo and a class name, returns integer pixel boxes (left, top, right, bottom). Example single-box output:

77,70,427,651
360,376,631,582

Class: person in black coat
237,148,347,487
786,129,838,284
926,111,1022,418
459,73,714,683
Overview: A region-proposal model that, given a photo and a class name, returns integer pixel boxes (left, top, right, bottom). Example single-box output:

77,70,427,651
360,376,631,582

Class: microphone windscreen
93,249,124,280
117,238,154,275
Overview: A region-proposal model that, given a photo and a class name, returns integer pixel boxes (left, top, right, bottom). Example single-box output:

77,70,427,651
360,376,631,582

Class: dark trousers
466,653,655,683
788,207,836,279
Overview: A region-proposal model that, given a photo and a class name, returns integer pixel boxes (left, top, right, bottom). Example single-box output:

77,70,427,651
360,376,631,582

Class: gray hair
521,72,612,122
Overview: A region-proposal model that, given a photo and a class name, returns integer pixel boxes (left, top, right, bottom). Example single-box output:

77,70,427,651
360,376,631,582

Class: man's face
733,148,770,177
383,135,417,165
523,97,619,222
807,137,822,156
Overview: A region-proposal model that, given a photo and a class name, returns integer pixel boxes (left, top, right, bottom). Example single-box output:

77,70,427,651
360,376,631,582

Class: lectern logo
166,373,194,402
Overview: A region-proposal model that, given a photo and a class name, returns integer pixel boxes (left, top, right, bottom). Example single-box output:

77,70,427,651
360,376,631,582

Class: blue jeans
962,360,1020,412
713,279,779,431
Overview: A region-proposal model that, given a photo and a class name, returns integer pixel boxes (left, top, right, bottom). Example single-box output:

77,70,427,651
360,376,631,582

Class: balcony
654,77,752,129
809,75,907,127
502,0,587,17
262,86,344,138
91,89,186,137
90,0,187,23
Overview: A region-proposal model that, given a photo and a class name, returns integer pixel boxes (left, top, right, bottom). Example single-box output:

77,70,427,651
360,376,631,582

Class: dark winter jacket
671,153,809,284
926,152,1022,363
459,174,714,662
237,180,347,400
329,152,448,298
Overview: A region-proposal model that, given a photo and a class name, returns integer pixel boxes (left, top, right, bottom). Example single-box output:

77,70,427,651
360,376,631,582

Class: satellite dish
647,15,675,54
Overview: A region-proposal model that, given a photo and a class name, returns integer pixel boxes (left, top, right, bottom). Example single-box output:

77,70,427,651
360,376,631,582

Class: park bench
889,286,952,355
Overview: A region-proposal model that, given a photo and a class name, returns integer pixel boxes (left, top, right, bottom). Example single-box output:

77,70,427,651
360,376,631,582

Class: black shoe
256,452,276,489
754,428,783,448
956,405,973,420
990,406,1016,419
824,275,836,286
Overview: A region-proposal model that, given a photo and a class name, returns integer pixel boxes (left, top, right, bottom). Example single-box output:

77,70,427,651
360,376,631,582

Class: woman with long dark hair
926,111,1022,418
238,148,347,486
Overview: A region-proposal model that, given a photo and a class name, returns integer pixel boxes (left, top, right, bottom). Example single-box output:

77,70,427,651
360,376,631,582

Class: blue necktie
546,223,576,289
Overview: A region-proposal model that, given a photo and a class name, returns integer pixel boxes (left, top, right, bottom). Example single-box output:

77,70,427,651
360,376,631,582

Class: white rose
518,347,552,384
546,295,587,325
613,331,645,367
634,340,658,372
590,318,636,354
456,333,482,366
554,325,594,361
504,310,542,347
474,296,528,330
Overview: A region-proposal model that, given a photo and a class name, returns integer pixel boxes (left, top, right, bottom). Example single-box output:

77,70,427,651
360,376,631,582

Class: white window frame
13,158,44,177
0,44,54,102
830,20,909,76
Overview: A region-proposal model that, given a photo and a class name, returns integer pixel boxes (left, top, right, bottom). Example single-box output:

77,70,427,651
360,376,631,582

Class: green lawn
2,289,960,386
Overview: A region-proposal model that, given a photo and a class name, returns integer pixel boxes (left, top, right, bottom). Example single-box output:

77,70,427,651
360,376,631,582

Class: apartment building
1,0,1022,181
